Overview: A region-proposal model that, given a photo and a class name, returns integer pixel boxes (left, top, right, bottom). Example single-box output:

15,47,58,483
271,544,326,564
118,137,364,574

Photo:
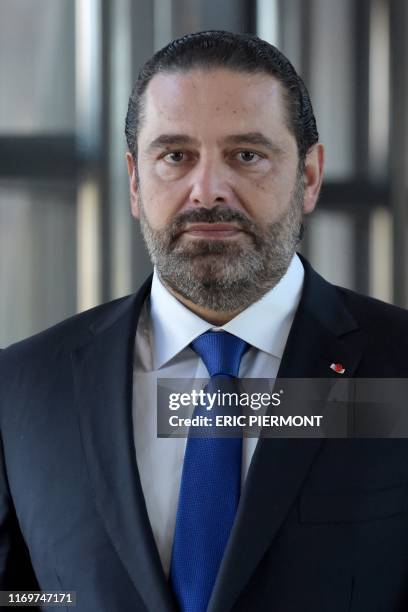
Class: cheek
237,175,290,222
139,179,183,229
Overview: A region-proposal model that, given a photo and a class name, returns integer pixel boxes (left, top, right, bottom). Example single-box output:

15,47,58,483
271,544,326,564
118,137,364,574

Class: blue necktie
170,331,248,612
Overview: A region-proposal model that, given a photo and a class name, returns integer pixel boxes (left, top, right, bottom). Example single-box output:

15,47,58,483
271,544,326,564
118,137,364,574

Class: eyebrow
147,134,199,152
223,132,285,155
146,132,285,155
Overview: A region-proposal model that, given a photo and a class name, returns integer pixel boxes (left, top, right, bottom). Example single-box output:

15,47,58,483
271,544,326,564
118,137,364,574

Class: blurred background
1,0,408,347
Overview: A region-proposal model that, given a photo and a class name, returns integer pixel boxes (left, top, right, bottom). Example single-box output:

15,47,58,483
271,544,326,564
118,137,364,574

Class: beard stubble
138,172,305,312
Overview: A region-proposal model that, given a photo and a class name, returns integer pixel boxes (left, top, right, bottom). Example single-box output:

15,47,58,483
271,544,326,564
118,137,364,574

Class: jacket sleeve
0,433,40,593
0,348,40,600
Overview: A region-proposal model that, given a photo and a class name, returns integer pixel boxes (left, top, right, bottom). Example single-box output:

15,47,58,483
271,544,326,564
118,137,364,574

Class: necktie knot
191,331,248,378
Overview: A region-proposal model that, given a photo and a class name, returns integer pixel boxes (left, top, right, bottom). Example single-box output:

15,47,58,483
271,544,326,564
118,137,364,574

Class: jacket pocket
299,483,408,523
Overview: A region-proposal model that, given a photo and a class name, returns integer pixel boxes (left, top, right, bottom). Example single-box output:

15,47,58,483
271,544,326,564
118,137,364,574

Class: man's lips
180,223,245,239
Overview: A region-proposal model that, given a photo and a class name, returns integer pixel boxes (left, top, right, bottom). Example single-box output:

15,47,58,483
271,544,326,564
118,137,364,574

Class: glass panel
369,206,392,303
368,0,390,178
257,0,280,46
0,0,75,134
307,209,355,290
154,0,173,49
0,180,76,347
309,0,355,179
110,0,134,298
279,0,304,74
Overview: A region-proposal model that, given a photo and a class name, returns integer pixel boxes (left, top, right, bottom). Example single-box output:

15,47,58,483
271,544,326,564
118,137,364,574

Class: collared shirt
132,254,304,577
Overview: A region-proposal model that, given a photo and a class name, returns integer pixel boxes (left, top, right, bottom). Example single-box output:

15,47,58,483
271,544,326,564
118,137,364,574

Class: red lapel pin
330,363,345,374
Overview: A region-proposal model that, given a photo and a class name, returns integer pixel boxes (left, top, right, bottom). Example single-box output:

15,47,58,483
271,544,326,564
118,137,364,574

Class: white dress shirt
132,254,304,577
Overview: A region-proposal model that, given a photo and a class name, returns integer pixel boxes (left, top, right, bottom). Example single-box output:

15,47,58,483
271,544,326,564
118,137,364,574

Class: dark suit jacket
1,257,408,612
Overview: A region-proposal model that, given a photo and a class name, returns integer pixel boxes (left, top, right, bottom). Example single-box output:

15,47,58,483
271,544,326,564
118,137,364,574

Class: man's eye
236,151,261,163
163,151,185,163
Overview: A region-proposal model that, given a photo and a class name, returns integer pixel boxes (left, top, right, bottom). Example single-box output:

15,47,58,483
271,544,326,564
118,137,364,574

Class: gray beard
138,174,304,312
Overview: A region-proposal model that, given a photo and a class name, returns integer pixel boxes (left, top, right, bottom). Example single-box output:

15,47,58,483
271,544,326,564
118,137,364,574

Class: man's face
127,68,323,312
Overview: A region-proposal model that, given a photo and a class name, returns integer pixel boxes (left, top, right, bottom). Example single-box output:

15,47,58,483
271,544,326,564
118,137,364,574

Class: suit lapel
208,258,365,612
72,277,177,612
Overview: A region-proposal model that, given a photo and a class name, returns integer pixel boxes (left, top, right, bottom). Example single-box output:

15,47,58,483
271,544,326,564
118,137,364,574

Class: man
1,30,408,612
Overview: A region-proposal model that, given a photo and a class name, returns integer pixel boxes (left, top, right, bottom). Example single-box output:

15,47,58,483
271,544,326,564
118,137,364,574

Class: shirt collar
149,254,304,369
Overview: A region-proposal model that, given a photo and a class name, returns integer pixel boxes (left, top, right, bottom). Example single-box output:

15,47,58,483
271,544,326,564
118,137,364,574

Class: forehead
139,68,293,143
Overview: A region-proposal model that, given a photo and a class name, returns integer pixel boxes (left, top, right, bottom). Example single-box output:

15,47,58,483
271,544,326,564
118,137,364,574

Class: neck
163,282,243,326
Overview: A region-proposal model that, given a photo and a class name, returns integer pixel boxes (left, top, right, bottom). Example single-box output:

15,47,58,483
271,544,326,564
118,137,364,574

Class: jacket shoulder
336,285,408,331
0,293,136,362
335,286,408,374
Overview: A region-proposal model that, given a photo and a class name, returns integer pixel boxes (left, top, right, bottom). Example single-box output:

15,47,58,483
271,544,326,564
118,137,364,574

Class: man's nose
188,158,233,208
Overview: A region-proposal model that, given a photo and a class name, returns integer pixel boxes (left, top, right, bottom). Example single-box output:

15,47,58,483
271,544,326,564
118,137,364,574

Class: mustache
169,206,258,240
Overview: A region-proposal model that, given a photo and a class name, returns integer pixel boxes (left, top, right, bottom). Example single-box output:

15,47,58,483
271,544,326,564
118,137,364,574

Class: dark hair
125,30,318,164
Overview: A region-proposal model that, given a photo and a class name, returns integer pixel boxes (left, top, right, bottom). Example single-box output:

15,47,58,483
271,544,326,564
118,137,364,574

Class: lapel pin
330,363,345,374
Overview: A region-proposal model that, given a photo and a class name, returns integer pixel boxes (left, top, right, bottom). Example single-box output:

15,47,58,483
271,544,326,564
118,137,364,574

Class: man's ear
125,151,140,219
302,143,325,215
